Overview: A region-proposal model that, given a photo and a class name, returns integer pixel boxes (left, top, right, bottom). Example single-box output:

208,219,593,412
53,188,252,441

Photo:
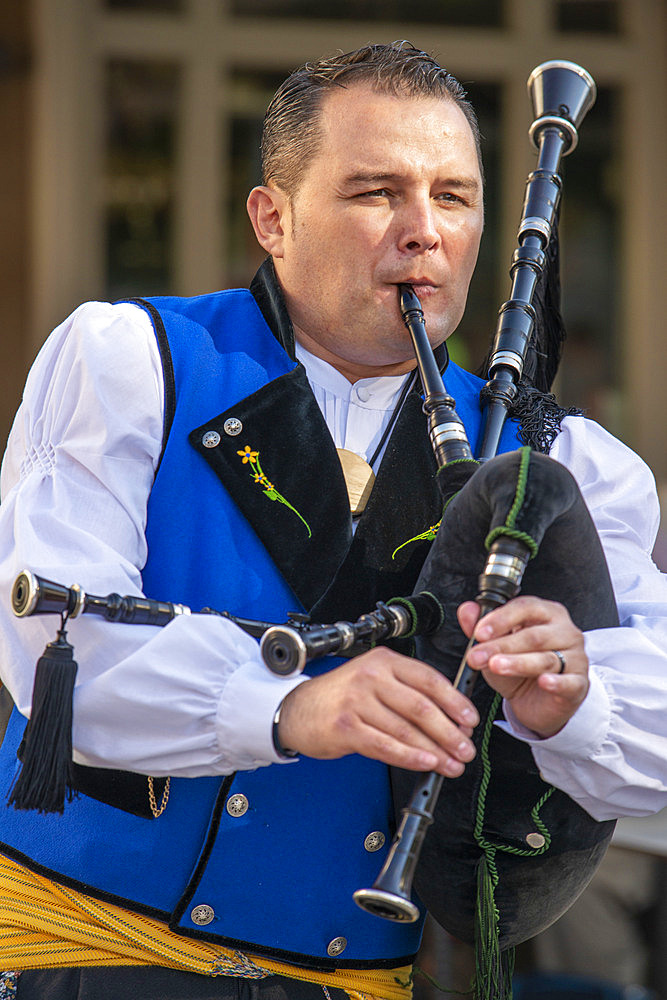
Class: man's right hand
276,648,479,775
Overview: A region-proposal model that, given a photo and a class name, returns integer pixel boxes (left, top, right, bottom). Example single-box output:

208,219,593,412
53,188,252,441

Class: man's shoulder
132,287,272,349
138,286,254,320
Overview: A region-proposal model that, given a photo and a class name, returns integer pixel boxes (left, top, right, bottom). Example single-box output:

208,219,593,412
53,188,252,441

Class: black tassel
8,623,78,814
521,211,565,394
477,207,586,454
478,206,566,396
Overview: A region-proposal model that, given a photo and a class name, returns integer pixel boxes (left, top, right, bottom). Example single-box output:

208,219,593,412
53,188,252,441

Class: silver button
364,831,386,853
223,417,243,436
191,903,215,925
327,936,347,957
226,793,249,817
525,832,546,849
202,430,220,448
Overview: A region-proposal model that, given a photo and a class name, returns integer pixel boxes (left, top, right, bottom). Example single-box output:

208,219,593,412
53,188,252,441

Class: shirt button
191,903,215,925
226,793,249,817
327,936,347,957
355,386,371,402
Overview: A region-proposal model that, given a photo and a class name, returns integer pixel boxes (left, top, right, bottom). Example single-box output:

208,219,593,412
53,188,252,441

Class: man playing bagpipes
0,41,666,1000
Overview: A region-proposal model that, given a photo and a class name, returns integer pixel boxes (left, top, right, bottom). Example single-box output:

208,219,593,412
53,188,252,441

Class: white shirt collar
294,341,410,411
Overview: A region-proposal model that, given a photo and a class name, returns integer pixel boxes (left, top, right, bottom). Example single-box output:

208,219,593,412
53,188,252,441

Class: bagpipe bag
390,448,618,953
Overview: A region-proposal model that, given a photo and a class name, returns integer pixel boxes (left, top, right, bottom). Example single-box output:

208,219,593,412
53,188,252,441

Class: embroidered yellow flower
237,445,259,464
238,446,311,538
253,473,274,490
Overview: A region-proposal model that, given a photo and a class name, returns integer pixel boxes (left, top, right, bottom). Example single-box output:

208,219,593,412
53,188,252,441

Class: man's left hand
458,595,589,738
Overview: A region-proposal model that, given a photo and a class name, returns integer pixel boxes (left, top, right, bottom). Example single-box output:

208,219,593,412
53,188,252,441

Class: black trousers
14,968,351,999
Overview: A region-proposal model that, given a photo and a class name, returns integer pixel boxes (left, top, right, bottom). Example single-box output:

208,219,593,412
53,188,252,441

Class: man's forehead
319,81,460,121
314,84,481,174
317,84,476,149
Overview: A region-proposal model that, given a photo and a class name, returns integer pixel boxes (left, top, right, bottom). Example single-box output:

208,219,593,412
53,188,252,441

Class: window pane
229,0,503,28
104,60,179,299
226,70,286,289
105,0,184,11
556,0,619,33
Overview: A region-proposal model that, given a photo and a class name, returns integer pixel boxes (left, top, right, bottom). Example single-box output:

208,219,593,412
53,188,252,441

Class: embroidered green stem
391,520,441,560
391,460,479,560
237,446,312,538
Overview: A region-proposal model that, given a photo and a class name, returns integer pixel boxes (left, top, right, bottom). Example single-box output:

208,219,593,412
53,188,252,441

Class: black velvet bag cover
391,448,618,950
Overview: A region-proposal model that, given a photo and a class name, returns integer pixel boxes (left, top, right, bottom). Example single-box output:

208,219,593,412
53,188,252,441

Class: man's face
260,84,484,380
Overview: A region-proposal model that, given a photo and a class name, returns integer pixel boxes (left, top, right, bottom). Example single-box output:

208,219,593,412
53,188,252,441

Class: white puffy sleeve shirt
1,301,667,822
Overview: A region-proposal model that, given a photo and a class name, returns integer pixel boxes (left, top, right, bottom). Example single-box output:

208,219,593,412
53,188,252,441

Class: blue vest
0,289,522,969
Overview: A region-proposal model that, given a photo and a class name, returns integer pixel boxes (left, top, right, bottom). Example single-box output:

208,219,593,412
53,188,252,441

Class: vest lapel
189,364,353,611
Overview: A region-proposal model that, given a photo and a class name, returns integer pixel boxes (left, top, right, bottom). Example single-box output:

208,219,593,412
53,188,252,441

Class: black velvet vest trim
122,297,176,472
68,763,167,820
189,365,352,611
249,258,296,360
16,744,168,819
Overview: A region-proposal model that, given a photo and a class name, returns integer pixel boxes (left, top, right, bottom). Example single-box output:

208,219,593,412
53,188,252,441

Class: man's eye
359,188,390,198
437,192,465,205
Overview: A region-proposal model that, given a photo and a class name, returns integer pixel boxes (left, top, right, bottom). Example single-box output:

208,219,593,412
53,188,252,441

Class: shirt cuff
497,668,611,759
216,657,310,769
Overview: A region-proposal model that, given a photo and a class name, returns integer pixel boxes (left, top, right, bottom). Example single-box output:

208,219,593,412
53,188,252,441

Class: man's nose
397,197,441,254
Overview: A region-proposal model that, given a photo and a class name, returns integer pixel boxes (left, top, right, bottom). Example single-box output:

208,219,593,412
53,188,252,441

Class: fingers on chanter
473,595,572,641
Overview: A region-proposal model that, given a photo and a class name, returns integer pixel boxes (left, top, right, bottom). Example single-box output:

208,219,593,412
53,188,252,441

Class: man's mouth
396,280,439,301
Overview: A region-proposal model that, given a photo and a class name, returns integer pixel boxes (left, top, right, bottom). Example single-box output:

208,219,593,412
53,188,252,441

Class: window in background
226,69,284,290
105,0,184,11
555,0,619,33
104,60,179,299
229,0,503,27
555,86,620,427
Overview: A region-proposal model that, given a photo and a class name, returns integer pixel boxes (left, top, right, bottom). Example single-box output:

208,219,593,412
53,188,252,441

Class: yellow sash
0,854,412,1000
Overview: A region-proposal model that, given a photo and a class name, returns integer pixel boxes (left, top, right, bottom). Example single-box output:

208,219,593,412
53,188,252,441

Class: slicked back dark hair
261,41,482,197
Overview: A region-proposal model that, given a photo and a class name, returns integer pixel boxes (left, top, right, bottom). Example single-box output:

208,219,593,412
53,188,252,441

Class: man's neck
293,325,417,385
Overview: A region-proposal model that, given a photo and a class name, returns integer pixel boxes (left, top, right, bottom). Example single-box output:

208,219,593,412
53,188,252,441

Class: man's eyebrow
341,171,400,188
341,171,481,192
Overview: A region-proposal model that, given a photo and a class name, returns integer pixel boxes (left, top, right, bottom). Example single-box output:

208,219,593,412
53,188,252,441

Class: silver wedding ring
553,650,567,674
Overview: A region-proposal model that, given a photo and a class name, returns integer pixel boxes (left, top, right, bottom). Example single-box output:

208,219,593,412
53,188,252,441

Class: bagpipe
10,60,615,999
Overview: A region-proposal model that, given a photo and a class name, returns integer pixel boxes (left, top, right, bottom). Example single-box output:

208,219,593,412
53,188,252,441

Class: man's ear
246,185,290,258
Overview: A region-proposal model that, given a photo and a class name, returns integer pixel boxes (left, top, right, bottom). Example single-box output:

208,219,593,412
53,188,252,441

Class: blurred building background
1,1,667,997
1,0,666,487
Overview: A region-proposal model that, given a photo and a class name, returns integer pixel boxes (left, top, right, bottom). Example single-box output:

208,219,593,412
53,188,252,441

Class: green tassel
473,854,514,1000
